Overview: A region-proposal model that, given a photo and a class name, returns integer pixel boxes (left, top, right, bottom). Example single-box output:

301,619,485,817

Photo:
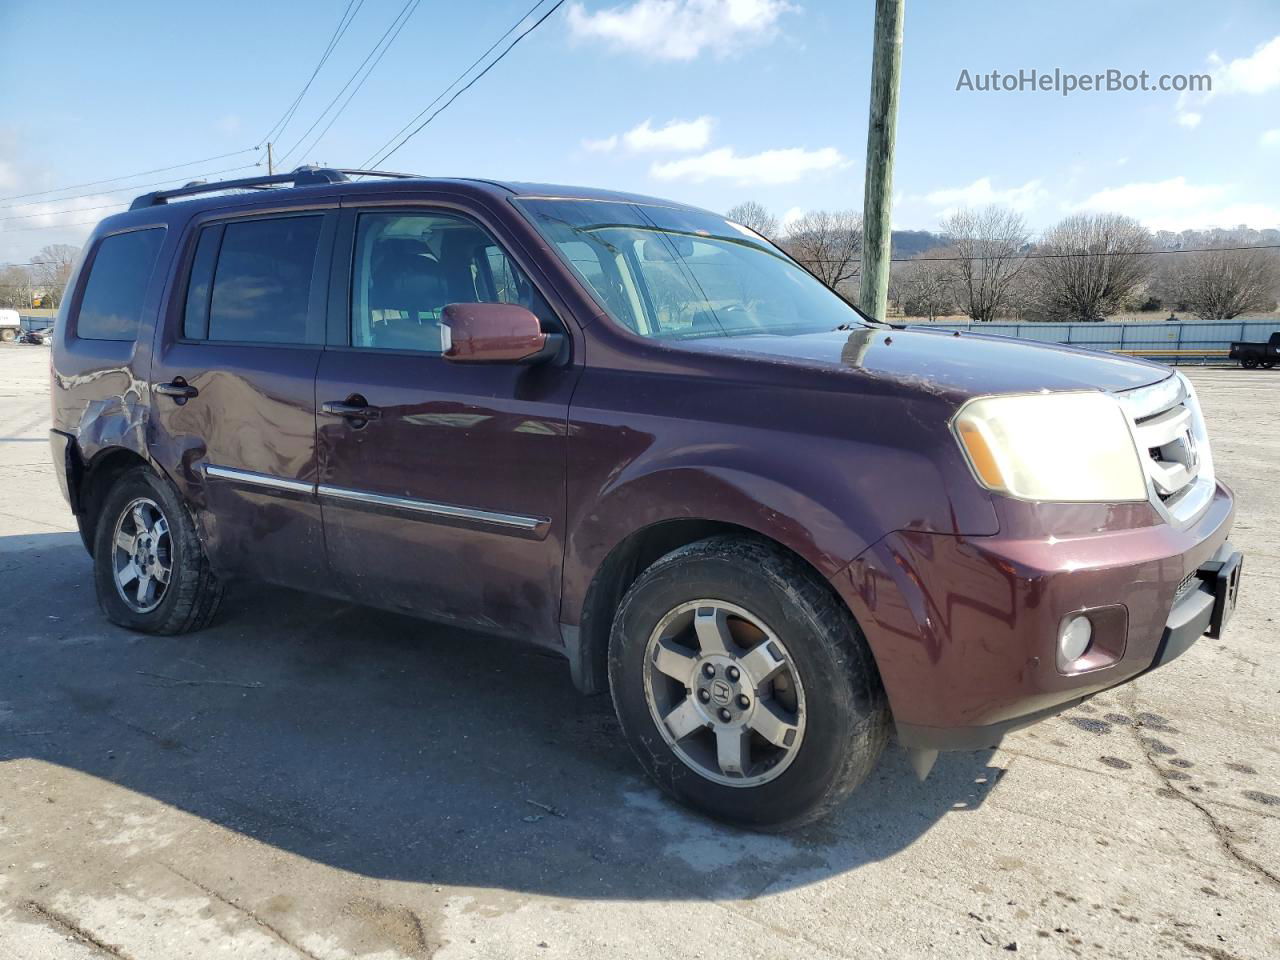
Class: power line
0,202,126,224
293,0,422,162
371,0,567,168
361,0,551,168
0,163,262,214
258,0,366,147
0,216,111,234
275,0,421,167
0,148,260,203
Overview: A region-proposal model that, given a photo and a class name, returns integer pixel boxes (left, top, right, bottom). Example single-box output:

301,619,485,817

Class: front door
150,209,335,589
314,207,577,640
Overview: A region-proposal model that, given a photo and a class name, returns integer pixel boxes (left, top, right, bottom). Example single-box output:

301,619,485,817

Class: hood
679,326,1171,399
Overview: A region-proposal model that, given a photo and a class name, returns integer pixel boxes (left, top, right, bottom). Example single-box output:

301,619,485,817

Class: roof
90,168,706,238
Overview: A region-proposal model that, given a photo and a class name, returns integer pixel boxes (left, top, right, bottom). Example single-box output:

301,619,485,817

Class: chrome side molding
202,463,549,536
317,484,549,535
203,464,315,496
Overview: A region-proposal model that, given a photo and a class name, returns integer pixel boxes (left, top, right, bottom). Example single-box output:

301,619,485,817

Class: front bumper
830,482,1237,752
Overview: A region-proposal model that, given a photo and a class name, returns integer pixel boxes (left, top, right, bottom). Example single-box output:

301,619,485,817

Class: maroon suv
49,168,1243,828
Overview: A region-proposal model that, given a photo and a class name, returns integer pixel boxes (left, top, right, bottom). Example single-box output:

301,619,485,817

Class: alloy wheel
642,599,807,787
111,497,173,614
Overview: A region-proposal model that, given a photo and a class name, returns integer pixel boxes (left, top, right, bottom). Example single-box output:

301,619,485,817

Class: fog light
1058,614,1093,667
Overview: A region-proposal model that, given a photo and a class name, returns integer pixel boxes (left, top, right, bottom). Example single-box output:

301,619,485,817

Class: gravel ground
1,344,1277,960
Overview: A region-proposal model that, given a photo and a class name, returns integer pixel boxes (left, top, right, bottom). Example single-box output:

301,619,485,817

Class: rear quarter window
74,228,165,341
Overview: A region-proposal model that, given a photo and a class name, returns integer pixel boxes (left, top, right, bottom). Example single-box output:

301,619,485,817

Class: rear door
150,208,336,589
314,203,577,640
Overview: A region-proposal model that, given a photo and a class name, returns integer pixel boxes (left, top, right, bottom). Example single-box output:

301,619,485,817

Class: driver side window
350,212,556,354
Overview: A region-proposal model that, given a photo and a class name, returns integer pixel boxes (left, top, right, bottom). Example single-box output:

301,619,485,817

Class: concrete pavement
1,343,1277,959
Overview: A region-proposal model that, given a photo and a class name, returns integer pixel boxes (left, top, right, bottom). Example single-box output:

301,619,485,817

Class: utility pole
267,142,274,175
858,0,905,322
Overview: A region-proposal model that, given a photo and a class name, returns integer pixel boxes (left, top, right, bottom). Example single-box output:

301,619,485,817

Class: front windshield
514,198,869,339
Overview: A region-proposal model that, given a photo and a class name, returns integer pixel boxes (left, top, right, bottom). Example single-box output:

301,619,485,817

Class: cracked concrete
2,345,1278,959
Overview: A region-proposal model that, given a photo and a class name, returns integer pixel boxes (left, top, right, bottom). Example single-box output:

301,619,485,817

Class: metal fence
900,316,1280,365
17,314,55,332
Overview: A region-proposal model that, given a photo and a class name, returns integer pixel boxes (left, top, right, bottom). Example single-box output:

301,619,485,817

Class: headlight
953,391,1147,502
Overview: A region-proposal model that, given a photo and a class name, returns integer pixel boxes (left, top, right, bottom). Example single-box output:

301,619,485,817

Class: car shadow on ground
1,532,1004,901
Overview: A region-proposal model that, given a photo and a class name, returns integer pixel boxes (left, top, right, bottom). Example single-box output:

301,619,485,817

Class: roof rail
129,166,418,210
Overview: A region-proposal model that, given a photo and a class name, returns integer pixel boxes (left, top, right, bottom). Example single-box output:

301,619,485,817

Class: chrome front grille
1118,374,1216,523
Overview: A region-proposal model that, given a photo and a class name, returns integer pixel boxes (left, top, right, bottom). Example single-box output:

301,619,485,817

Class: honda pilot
49,167,1243,829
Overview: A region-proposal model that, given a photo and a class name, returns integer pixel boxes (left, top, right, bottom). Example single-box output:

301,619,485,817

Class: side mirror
440,303,563,364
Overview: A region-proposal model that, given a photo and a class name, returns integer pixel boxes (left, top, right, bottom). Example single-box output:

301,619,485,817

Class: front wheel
608,536,888,830
92,466,224,634
1241,357,1259,369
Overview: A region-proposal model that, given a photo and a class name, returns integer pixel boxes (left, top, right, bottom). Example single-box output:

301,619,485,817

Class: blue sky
1,0,1278,264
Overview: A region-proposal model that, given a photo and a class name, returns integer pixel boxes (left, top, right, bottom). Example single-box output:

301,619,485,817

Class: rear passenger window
184,216,322,344
75,228,165,341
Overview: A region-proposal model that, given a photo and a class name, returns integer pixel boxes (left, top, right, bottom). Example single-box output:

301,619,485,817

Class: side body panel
51,215,180,475
146,203,337,589
314,195,584,641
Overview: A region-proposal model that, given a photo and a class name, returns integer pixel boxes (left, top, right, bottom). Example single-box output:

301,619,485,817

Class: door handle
155,379,199,402
321,398,382,422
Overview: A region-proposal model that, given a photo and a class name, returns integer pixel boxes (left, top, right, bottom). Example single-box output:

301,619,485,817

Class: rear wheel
92,467,224,634
0,328,15,342
1241,357,1259,369
608,536,888,830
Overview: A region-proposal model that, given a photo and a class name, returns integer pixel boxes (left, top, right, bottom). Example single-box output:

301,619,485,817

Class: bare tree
897,251,955,320
32,244,80,308
939,206,1029,322
1032,213,1151,321
725,201,779,239
1158,236,1280,321
0,265,37,309
783,209,862,293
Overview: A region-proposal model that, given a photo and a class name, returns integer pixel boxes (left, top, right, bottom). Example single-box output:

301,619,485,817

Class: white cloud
1174,34,1280,127
779,206,806,235
581,117,712,154
624,116,713,152
1072,176,1279,232
582,134,619,152
919,177,1047,215
649,145,848,185
1209,35,1280,95
566,0,796,61
1260,128,1280,147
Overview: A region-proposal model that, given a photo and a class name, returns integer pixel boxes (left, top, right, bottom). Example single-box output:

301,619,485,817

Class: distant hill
890,230,947,258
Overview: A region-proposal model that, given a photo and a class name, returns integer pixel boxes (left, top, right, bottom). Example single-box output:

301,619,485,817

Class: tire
0,328,15,342
608,536,889,830
1241,357,1258,369
92,466,224,634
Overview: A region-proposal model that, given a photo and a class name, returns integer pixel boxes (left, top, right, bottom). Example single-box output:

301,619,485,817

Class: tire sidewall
609,542,884,829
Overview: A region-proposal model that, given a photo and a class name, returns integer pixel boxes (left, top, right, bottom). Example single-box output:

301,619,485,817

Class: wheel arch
75,446,154,556
565,517,862,697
